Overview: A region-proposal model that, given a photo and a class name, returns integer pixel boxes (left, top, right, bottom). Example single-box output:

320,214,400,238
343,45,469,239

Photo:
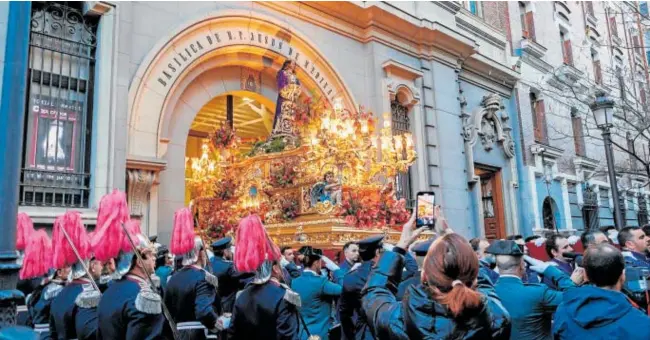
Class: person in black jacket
362,210,511,340
227,215,301,340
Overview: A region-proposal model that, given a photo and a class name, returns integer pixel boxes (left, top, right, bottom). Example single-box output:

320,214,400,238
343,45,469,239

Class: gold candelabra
372,112,417,177
186,141,220,192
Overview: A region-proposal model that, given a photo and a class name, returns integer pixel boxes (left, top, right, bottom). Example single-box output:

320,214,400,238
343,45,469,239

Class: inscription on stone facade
155,28,337,100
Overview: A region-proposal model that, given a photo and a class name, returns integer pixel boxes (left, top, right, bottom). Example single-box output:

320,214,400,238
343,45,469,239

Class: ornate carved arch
463,93,515,158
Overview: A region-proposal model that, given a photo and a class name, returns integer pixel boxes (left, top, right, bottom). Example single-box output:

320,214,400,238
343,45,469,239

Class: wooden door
477,168,506,240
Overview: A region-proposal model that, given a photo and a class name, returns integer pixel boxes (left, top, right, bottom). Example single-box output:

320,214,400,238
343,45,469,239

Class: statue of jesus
270,60,301,140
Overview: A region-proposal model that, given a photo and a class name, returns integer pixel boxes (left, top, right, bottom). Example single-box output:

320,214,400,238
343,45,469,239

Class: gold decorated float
186,62,428,250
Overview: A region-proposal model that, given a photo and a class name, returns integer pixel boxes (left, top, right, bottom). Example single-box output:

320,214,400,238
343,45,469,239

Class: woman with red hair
362,209,511,339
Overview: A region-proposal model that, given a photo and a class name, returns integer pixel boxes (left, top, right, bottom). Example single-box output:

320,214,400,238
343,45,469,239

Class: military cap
211,237,232,251
485,240,524,256
149,235,158,243
412,238,435,256
297,246,312,255
358,235,385,261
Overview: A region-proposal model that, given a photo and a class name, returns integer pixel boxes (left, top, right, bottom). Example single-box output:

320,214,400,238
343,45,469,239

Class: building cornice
259,2,513,85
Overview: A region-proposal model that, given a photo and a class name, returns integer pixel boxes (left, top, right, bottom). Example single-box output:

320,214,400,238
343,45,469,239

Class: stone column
126,157,166,237
0,2,31,326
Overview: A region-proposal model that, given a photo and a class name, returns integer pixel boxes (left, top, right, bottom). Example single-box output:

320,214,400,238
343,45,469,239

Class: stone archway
126,11,357,242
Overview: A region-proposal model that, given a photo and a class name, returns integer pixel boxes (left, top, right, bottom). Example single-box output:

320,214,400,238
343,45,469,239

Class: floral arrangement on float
269,160,298,188
213,177,237,201
209,121,239,150
335,185,410,229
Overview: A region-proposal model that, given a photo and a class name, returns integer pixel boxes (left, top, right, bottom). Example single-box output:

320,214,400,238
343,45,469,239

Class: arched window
391,95,413,206
542,197,558,230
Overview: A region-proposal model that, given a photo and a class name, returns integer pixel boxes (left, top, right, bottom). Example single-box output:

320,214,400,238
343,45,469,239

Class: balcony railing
19,168,90,208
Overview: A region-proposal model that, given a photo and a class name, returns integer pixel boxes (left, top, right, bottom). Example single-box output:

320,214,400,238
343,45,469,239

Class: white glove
383,243,395,252
280,256,290,268
321,256,340,272
524,255,551,274
534,237,546,247
567,235,580,245
608,231,619,244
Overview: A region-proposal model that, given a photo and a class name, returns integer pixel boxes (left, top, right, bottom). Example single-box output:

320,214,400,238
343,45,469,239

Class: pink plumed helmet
19,229,52,280
171,207,196,256
52,211,90,270
16,212,35,252
234,215,280,273
91,190,130,262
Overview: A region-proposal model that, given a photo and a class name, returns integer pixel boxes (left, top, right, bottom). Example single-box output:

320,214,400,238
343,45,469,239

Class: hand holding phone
416,192,436,228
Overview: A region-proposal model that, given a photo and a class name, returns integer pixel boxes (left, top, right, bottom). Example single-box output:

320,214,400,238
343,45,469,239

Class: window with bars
20,2,97,208
391,100,413,207
582,186,599,230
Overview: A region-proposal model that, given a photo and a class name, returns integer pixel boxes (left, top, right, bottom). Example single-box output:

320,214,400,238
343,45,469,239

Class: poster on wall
28,95,83,172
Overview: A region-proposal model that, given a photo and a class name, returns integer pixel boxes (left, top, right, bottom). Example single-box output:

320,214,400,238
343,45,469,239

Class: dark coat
494,266,575,340
623,251,650,269
75,305,98,340
210,256,239,313
396,271,420,301
286,262,303,279
340,261,375,340
361,250,511,340
97,274,165,340
227,280,300,340
27,280,64,339
553,285,650,339
165,265,219,339
49,280,84,340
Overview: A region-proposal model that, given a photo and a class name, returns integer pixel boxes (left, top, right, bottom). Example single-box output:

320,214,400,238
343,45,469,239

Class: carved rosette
127,169,157,217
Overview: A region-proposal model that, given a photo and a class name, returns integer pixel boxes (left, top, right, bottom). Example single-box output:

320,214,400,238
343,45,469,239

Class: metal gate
19,2,97,208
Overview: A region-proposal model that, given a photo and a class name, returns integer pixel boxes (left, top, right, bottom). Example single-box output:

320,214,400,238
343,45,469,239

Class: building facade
0,1,530,245
507,1,650,236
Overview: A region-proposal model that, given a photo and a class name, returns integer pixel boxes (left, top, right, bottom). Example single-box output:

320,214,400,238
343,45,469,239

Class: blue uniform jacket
97,275,165,340
165,265,219,334
494,266,575,340
361,250,511,340
210,256,239,313
553,285,650,339
623,251,650,269
286,262,303,279
291,270,342,340
49,280,84,340
396,271,420,300
541,259,573,290
27,281,64,339
339,260,374,340
479,260,500,284
228,280,300,340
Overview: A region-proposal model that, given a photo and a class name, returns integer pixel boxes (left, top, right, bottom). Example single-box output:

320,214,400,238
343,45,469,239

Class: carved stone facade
126,169,156,217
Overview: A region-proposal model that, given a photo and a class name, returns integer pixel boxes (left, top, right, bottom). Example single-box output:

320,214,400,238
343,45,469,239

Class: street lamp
590,92,624,229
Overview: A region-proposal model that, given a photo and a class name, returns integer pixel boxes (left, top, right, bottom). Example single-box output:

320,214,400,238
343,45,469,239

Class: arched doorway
126,12,357,241
185,90,275,205
542,197,559,231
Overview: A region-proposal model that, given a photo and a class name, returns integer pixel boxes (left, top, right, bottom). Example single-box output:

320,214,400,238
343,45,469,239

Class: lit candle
334,98,343,113
361,121,369,134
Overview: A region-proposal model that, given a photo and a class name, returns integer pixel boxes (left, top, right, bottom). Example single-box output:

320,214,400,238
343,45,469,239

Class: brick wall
482,1,508,34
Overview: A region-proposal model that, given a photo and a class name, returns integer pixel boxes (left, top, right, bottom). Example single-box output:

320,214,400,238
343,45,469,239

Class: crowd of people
8,189,650,340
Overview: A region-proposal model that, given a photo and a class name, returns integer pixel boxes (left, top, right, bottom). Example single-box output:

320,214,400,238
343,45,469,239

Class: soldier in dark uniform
27,268,68,339
339,235,384,340
74,257,107,340
210,237,240,314
96,233,165,339
48,212,101,340
227,215,302,340
489,239,576,340
165,207,220,340
396,238,434,300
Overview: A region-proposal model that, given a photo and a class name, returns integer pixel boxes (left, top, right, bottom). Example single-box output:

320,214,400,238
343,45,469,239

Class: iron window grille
391,100,413,207
19,2,97,208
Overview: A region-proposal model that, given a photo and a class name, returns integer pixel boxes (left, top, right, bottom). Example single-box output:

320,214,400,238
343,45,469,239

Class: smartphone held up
416,192,436,229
